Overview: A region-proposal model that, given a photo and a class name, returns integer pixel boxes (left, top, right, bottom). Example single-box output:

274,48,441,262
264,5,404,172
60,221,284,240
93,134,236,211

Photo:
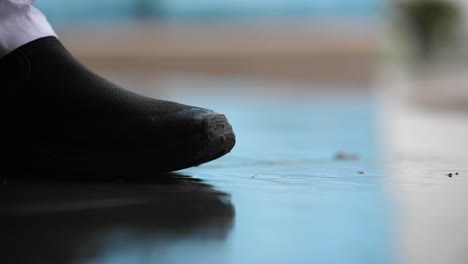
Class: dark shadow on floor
0,173,235,264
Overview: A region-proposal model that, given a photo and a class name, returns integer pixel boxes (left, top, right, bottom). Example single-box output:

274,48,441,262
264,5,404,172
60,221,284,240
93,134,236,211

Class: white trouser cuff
0,2,56,58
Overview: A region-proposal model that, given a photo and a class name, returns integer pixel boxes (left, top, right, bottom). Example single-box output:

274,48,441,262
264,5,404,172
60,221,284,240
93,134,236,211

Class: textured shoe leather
0,37,235,177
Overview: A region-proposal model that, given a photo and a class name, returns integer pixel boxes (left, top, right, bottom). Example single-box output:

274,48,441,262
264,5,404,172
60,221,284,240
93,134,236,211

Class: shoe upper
0,36,215,151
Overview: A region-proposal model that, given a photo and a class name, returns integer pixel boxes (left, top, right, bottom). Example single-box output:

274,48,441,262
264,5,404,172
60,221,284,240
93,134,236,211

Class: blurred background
35,0,468,105
36,0,382,95
9,0,468,263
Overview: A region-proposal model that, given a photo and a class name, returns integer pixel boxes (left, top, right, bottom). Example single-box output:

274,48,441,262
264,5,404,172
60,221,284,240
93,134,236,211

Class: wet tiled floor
1,93,397,264
0,93,393,263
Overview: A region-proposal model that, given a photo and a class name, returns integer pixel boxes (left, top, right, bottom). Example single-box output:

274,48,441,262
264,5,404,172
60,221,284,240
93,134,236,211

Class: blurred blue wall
35,0,382,23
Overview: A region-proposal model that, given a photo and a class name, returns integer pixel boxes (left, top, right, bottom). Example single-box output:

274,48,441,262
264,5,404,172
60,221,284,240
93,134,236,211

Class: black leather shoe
0,36,235,177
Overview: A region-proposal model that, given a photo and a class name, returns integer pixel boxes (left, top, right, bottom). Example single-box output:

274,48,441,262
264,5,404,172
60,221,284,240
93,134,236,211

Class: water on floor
0,91,396,264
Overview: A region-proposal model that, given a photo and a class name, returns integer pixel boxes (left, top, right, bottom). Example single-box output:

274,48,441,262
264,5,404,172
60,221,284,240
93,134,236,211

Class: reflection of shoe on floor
0,37,235,176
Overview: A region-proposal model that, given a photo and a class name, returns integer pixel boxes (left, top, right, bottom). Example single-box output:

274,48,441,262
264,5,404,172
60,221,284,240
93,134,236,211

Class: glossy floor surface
1,92,399,264
0,93,392,263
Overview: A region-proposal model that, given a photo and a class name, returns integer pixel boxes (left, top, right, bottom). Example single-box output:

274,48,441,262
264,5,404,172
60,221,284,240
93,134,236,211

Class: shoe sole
17,113,235,178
